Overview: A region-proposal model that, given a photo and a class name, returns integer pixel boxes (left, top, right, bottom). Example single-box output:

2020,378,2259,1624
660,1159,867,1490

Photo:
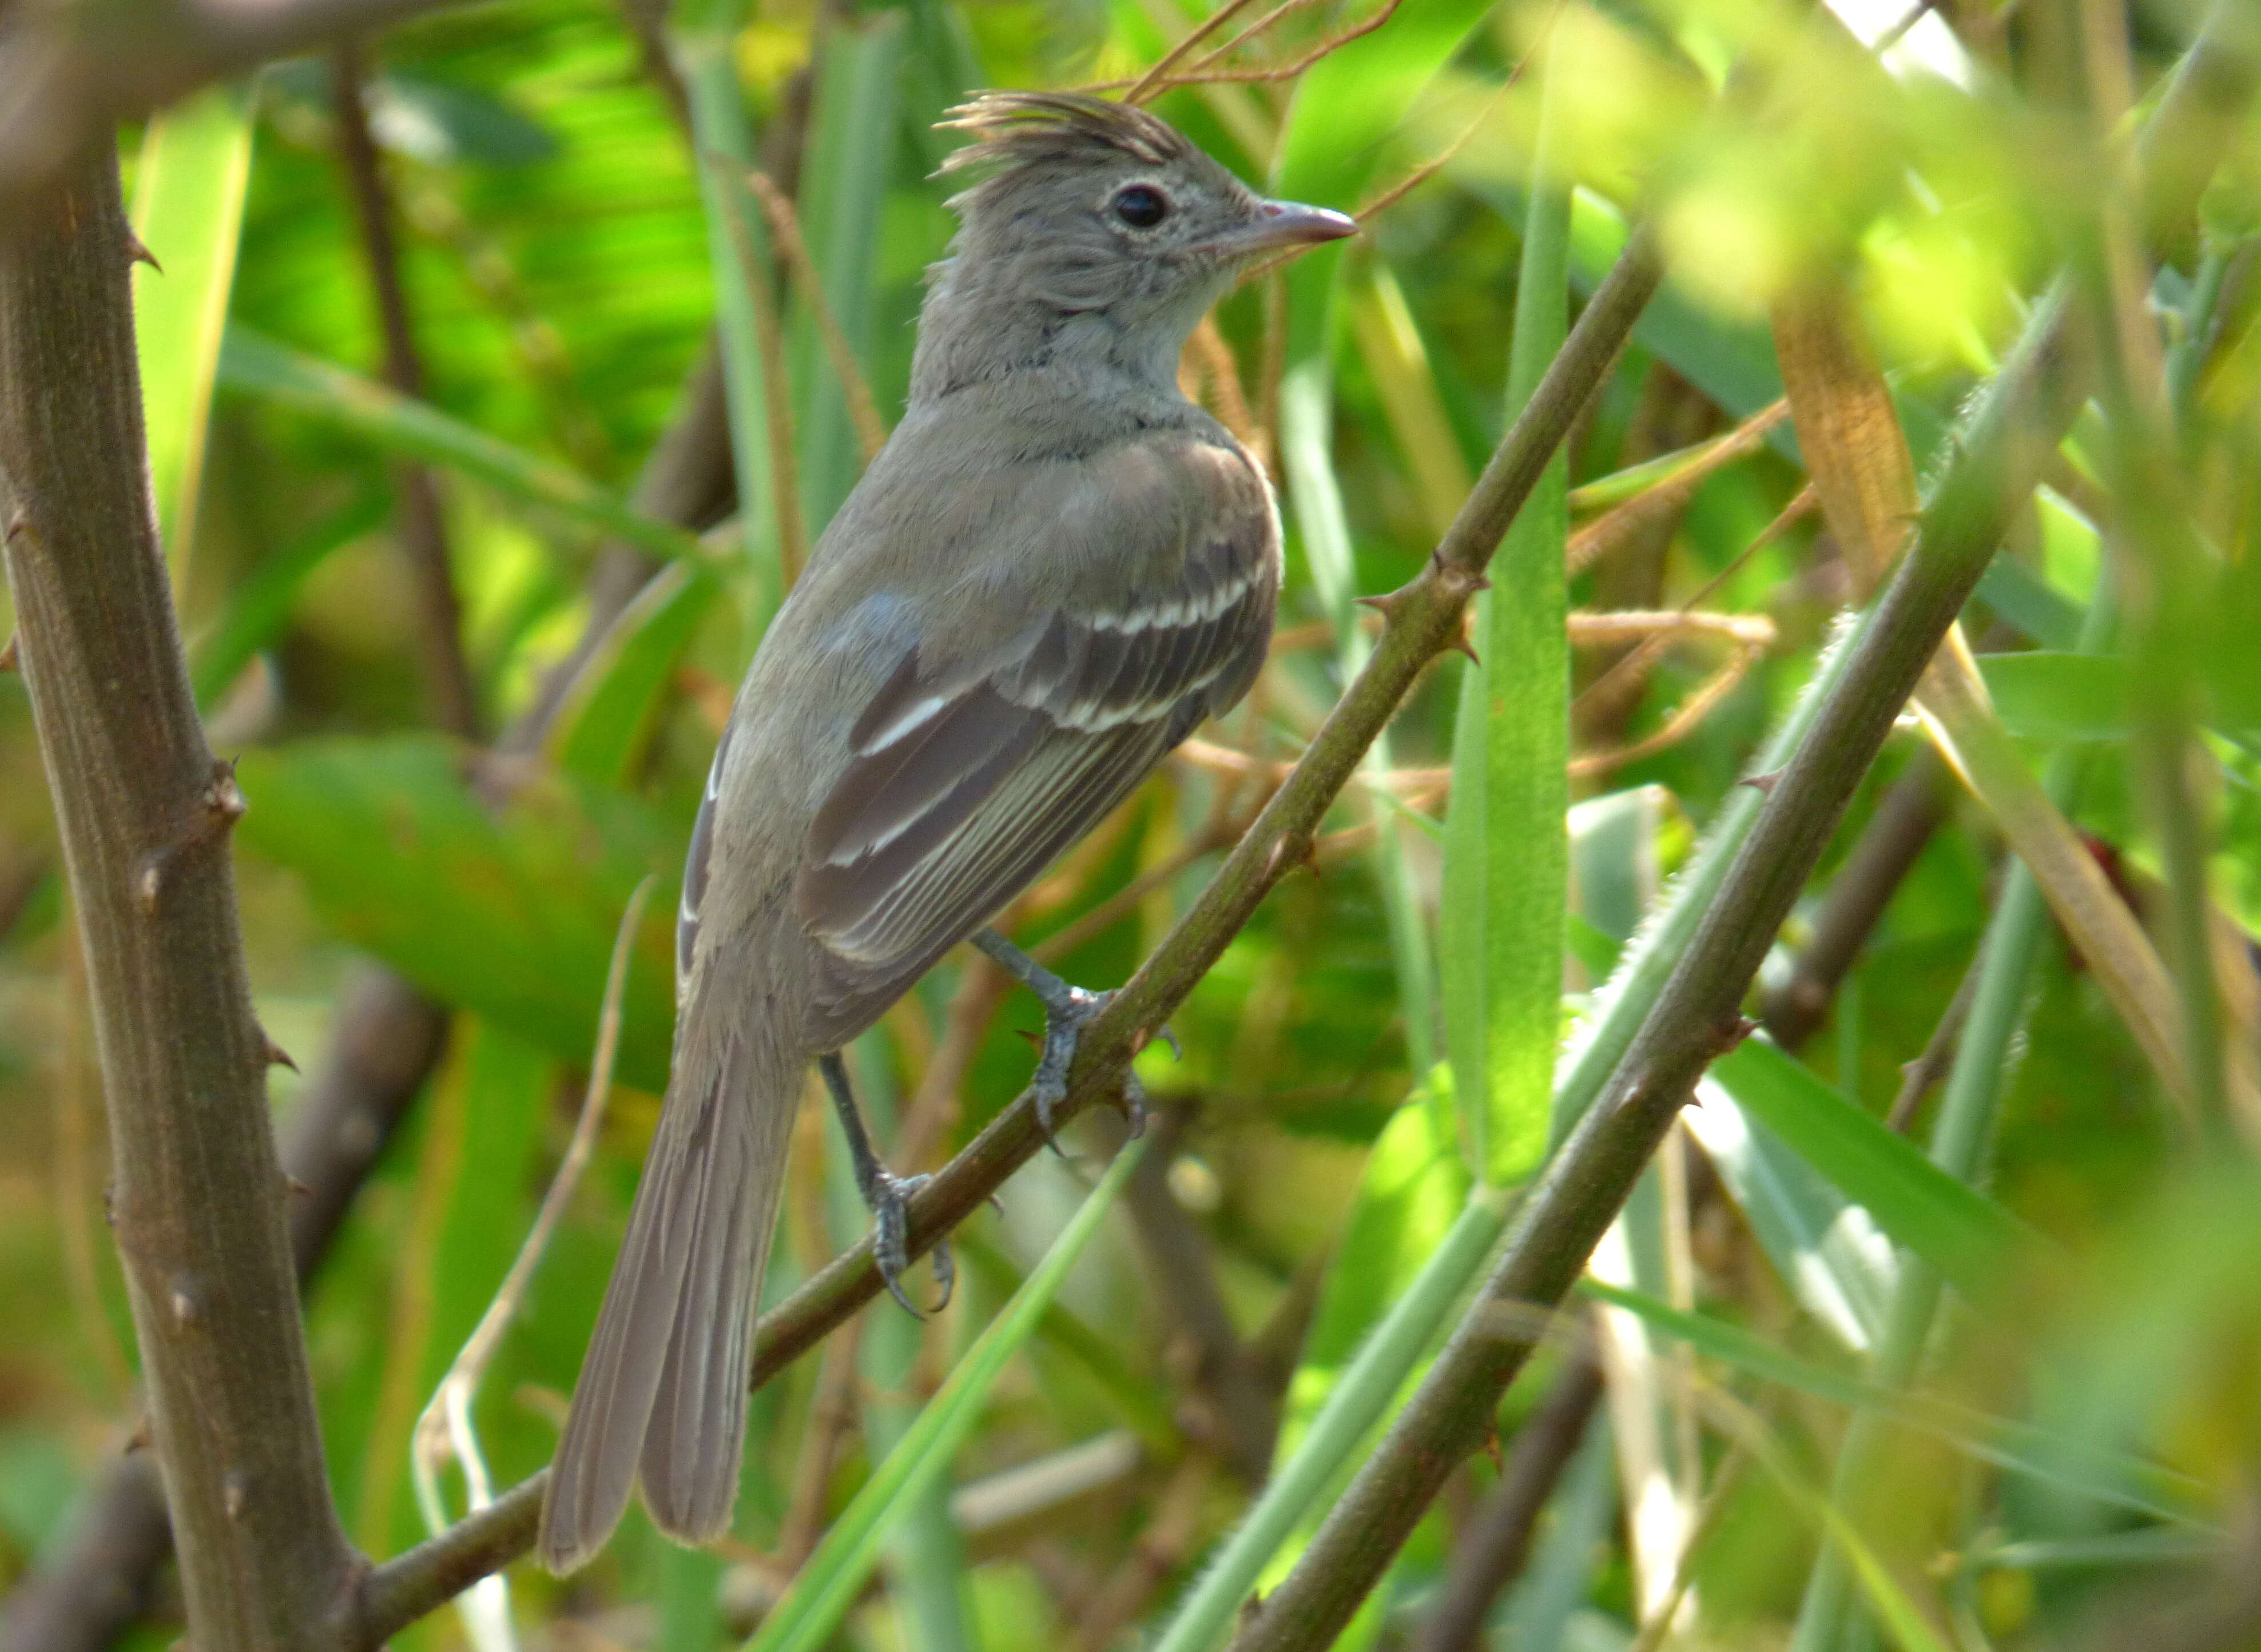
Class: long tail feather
538,1008,798,1573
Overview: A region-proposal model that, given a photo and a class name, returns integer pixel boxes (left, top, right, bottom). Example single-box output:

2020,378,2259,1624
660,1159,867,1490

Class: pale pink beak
1208,198,1358,260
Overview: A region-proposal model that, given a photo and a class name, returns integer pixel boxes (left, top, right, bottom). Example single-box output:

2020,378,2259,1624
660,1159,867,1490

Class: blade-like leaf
1580,1280,2208,1525
132,85,256,587
218,329,711,565
1443,64,1569,1188
741,1139,1147,1652
1706,1038,2041,1306
546,562,724,787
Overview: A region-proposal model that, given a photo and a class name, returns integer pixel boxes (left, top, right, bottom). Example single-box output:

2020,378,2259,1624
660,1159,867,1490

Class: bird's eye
1112,185,1169,228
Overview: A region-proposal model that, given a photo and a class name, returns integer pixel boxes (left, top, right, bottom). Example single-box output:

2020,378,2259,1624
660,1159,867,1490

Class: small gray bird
538,89,1353,1573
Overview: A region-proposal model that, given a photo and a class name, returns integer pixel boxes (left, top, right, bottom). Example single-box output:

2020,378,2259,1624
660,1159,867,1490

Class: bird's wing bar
793,467,1275,1026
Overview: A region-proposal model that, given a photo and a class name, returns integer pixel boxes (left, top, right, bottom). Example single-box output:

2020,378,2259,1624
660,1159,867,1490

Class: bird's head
921,91,1354,388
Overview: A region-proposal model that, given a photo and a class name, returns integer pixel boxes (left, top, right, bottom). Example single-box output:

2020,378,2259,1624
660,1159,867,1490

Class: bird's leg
818,1052,952,1316
972,927,1169,1147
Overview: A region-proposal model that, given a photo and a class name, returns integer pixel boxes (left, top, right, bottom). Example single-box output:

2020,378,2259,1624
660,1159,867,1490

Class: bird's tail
538,1000,800,1573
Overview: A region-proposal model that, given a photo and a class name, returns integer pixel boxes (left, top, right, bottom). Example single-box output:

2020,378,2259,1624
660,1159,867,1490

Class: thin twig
1123,0,1271,104
711,152,810,584
1885,950,1980,1133
1570,483,1818,725
331,39,481,739
1761,748,1950,1052
1137,0,1401,93
1411,1349,1606,1652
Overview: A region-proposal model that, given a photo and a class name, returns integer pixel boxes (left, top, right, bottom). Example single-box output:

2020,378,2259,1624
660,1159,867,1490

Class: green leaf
1976,558,2084,650
1579,1280,2207,1525
218,328,710,565
1977,650,2121,743
1682,1082,1897,1352
190,485,390,708
235,737,679,1090
1707,1038,2041,1304
546,562,724,787
741,1139,1147,1652
1442,64,1568,1189
132,85,256,585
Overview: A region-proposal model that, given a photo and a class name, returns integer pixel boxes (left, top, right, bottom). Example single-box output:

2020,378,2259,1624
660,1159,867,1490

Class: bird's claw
867,1168,953,1317
1031,985,1154,1146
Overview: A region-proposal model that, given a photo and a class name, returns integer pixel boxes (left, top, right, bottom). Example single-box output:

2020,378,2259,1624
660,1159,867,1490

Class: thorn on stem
125,229,162,273
1447,633,1481,667
1739,767,1785,795
1710,1016,1759,1057
138,759,249,911
285,1175,313,1199
261,1029,299,1073
123,1413,152,1454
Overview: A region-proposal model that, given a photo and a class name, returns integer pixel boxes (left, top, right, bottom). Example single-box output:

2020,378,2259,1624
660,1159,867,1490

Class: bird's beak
1209,198,1358,260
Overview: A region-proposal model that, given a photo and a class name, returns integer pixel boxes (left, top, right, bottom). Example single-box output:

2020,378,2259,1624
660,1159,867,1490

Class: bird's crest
937,90,1194,180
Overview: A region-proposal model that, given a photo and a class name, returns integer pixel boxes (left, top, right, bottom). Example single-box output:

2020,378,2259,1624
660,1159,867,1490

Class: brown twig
1761,747,1951,1051
1885,947,1980,1132
331,40,482,741
1565,399,1790,577
1117,1108,1278,1482
1570,483,1818,727
3,333,732,1652
1136,0,1401,93
712,166,811,586
0,138,360,1649
1122,0,1271,104
1410,1350,1606,1652
1067,1454,1216,1652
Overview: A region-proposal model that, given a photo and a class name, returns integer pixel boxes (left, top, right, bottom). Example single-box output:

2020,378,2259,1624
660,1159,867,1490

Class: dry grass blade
1565,399,1791,576
408,877,655,1649
1769,284,2215,1118
710,154,809,584
746,168,890,466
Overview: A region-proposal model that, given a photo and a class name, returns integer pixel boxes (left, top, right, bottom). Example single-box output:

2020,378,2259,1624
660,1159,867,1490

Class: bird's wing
791,433,1277,1038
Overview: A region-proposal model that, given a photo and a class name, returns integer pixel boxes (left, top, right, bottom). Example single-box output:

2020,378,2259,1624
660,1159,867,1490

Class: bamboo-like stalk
0,141,360,1651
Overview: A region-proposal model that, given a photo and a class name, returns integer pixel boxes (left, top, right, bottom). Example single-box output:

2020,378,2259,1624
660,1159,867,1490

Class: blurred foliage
3,0,2261,1646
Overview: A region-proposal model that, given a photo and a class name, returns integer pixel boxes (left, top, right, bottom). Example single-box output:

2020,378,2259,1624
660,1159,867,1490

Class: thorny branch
0,140,361,1651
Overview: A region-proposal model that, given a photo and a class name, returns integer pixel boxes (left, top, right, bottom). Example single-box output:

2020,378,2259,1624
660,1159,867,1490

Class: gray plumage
538,89,1352,1574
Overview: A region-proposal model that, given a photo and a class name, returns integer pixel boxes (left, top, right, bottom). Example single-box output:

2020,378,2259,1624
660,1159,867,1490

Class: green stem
1789,571,2120,1652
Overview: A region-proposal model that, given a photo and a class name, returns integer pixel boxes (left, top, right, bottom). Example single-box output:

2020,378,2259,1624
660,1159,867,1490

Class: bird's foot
819,1051,953,1317
973,929,1173,1149
864,1167,953,1318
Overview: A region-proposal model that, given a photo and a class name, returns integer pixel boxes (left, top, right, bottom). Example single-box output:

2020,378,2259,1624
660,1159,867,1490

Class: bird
538,87,1354,1574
